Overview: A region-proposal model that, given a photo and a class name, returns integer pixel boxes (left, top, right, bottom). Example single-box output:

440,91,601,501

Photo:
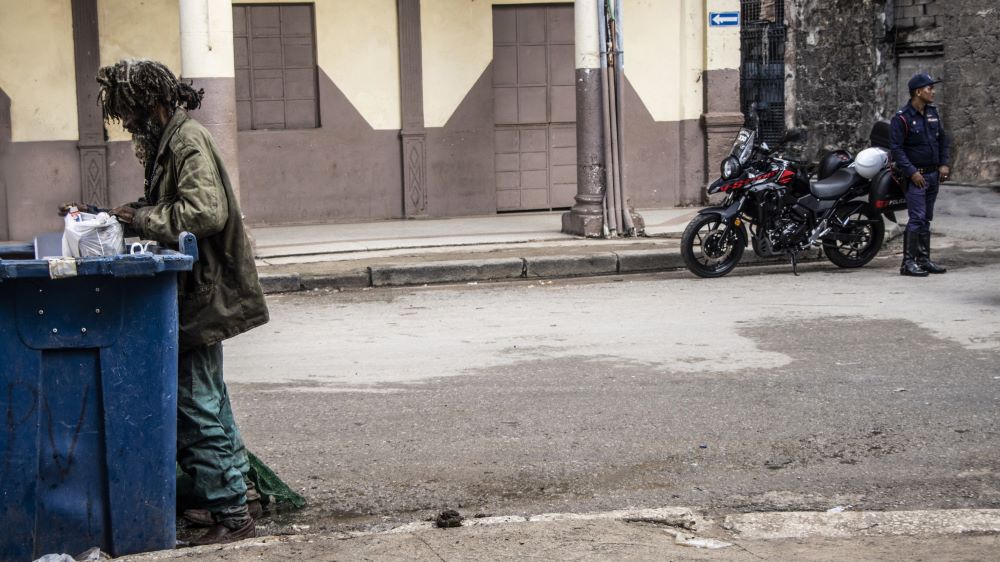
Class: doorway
492,5,577,212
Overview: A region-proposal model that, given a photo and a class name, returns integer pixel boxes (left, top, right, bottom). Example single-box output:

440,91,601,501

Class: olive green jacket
132,110,269,350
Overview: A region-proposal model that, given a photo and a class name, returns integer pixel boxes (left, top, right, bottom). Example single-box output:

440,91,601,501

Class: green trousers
177,342,248,512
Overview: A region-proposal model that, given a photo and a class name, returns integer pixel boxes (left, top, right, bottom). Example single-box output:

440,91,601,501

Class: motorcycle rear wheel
681,214,746,278
823,203,885,268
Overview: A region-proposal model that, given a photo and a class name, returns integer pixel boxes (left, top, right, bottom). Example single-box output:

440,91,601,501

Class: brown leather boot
182,508,214,527
184,500,263,527
189,518,256,546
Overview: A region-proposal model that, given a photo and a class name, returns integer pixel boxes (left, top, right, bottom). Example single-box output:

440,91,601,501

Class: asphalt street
221,249,1000,538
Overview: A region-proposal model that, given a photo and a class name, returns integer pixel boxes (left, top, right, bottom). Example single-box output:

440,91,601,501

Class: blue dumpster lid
0,232,197,280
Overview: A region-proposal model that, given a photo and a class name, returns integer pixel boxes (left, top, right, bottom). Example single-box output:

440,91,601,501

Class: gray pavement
252,184,1000,294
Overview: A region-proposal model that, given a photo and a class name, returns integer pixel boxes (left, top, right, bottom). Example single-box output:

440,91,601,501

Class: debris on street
435,510,465,528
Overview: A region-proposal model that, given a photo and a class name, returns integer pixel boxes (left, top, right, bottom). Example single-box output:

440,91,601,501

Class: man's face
917,84,936,104
122,106,158,136
122,105,165,165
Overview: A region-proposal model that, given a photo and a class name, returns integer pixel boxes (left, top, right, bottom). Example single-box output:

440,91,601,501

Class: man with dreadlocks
98,59,269,545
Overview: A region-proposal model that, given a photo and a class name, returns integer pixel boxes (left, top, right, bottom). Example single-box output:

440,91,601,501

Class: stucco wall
97,0,182,142
240,0,401,130
0,0,78,142
238,70,403,225
624,0,706,123
705,0,741,72
232,0,403,224
0,0,81,239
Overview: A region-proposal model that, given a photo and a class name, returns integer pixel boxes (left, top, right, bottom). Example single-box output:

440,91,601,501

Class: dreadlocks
97,59,203,123
96,59,204,166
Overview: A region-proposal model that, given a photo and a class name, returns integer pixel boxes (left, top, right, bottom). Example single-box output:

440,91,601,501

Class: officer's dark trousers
177,342,249,512
905,170,939,234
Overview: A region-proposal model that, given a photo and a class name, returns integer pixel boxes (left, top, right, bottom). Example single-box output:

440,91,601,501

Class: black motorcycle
680,118,886,278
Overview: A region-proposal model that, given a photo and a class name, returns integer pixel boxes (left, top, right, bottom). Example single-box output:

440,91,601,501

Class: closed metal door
493,5,577,211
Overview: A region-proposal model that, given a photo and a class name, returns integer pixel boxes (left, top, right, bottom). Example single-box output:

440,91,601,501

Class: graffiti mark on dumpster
43,384,90,482
3,382,38,477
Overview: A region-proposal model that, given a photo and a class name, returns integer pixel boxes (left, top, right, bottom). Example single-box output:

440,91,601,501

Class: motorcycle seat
810,167,859,200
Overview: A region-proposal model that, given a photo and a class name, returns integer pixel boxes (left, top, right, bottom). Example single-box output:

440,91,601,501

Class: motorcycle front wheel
822,203,885,268
681,214,746,278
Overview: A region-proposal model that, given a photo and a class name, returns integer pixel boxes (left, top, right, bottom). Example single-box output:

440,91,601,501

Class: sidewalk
251,184,1000,293
252,208,700,293
119,507,1000,561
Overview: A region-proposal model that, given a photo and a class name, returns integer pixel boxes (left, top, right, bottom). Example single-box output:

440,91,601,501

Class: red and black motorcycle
680,111,887,278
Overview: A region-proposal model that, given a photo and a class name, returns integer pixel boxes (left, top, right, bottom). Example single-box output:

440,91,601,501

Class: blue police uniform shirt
889,101,951,179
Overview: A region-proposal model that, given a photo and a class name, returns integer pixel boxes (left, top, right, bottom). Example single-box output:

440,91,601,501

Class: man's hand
111,205,136,224
939,165,950,182
911,171,927,189
58,202,94,216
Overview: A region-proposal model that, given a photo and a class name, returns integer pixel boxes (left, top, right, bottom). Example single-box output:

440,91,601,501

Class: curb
723,508,1000,539
257,248,842,294
525,253,618,278
373,507,702,537
371,257,525,287
258,273,302,294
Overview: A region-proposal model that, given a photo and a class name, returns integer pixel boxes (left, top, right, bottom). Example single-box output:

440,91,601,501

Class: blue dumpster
0,233,197,561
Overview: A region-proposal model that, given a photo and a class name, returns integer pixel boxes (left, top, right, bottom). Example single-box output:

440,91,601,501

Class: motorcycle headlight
721,156,741,180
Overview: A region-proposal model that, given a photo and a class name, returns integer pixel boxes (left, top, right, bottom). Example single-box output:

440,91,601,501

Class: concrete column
700,0,744,200
179,0,241,200
397,0,428,217
562,0,605,238
71,0,110,210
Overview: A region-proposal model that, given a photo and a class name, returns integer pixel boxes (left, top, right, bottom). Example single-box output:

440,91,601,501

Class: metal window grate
740,0,786,147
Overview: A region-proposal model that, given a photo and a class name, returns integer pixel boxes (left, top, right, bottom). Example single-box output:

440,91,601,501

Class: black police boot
917,231,947,274
900,231,929,277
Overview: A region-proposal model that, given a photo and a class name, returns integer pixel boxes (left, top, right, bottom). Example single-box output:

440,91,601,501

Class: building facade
0,0,742,241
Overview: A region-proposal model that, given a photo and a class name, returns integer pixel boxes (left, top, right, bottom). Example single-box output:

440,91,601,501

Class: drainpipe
179,0,241,202
598,0,617,236
609,0,637,235
562,0,606,237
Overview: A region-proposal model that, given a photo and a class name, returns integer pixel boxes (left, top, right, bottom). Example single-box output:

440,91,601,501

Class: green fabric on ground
177,451,305,511
247,451,307,509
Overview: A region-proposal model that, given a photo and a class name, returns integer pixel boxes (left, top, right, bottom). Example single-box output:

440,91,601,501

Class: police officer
890,72,951,277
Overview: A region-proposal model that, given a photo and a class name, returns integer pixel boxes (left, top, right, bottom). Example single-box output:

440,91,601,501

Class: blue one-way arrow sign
709,11,740,27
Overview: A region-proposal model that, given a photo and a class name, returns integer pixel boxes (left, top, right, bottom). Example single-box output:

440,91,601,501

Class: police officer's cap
908,72,942,91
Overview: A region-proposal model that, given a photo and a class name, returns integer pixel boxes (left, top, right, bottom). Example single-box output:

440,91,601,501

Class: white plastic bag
61,207,125,257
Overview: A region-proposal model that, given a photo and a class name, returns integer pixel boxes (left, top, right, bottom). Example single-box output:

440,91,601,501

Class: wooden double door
493,5,577,212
